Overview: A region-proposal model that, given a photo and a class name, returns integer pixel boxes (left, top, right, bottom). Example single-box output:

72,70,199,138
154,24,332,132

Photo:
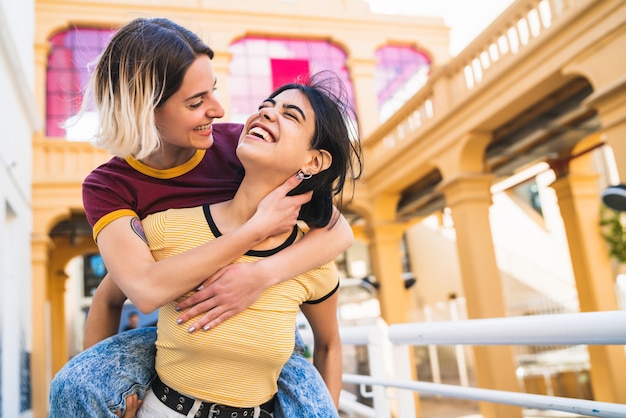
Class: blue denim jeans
49,327,338,418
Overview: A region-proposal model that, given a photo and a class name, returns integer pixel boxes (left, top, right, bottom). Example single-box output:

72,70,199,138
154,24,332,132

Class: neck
215,176,282,229
138,148,197,170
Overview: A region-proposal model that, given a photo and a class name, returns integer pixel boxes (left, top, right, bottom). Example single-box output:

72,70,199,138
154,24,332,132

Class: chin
193,135,214,149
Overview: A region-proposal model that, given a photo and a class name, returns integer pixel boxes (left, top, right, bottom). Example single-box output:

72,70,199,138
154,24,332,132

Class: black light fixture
402,272,417,289
359,273,417,292
359,275,380,293
602,184,626,212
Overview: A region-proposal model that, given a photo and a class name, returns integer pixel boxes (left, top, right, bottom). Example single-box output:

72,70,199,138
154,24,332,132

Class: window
46,28,114,138
375,45,431,122
229,37,354,122
83,253,107,297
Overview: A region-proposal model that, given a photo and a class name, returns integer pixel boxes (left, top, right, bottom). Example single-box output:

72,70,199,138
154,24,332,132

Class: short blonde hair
76,18,214,159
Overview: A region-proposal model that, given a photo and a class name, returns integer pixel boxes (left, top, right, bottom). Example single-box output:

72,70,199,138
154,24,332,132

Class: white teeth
194,124,210,131
248,126,272,142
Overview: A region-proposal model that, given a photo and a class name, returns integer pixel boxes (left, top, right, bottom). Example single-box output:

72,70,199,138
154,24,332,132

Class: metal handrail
388,310,626,346
335,311,626,418
341,374,626,418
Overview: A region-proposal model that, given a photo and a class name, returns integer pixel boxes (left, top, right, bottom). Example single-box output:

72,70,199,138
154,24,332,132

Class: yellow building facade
25,0,626,417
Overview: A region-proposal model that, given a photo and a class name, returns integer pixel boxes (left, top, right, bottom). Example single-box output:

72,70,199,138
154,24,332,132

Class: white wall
0,0,38,416
404,167,579,319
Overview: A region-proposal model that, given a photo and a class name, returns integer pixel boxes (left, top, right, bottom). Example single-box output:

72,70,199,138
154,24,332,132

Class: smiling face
237,89,321,182
154,55,224,155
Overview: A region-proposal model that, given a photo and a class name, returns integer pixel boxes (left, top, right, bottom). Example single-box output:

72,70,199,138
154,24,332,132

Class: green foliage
599,205,626,263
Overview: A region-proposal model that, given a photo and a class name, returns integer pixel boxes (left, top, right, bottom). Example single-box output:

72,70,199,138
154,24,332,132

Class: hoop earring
296,170,312,180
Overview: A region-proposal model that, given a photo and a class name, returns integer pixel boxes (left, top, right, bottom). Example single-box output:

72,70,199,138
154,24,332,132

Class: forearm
313,341,343,408
102,218,267,313
83,274,126,349
303,292,343,409
258,211,353,287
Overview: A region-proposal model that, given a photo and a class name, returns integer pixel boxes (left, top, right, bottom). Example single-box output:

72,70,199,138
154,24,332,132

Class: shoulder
213,123,244,141
83,156,129,188
206,123,245,167
301,261,340,304
84,156,128,179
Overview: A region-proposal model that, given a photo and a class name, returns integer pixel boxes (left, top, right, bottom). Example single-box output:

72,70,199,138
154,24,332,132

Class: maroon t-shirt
83,123,245,238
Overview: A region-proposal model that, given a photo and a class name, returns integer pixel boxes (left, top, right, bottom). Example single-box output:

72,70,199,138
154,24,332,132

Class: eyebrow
262,98,306,121
185,77,218,102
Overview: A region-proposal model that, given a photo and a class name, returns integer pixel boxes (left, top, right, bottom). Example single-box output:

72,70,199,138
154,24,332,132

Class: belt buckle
207,403,219,418
208,403,237,418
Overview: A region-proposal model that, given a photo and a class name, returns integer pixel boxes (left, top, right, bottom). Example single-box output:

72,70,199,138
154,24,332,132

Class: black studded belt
151,375,275,418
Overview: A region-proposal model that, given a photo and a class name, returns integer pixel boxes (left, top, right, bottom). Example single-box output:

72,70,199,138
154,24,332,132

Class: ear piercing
296,170,312,180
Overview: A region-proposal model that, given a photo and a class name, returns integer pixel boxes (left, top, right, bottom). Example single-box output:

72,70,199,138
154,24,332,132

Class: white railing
322,311,626,418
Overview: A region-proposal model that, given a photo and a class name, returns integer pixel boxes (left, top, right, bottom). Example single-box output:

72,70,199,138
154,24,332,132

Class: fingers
291,190,312,205
199,311,234,331
175,286,215,311
176,299,219,326
121,394,141,418
187,307,234,332
280,173,303,192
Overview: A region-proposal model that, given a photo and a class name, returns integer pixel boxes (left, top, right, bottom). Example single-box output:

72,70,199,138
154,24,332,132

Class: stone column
345,56,379,137
365,194,407,324
364,193,422,415
550,173,626,403
439,174,522,418
585,79,626,180
31,235,52,418
50,267,68,375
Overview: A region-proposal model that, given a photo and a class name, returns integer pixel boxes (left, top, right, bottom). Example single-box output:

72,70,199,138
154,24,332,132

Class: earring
296,170,312,180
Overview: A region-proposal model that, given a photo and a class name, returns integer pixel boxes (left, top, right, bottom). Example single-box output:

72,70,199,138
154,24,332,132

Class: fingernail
203,324,211,331
188,326,195,333
175,306,181,312
176,318,182,325
196,285,204,291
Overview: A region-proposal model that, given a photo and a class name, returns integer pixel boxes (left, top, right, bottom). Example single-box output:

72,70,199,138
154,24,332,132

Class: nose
259,106,277,121
206,94,225,119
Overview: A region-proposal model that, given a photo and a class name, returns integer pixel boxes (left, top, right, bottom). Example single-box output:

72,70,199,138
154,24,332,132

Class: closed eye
189,100,203,109
283,104,305,121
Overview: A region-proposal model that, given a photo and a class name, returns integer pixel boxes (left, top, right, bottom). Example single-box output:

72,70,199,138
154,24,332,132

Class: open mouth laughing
247,125,275,143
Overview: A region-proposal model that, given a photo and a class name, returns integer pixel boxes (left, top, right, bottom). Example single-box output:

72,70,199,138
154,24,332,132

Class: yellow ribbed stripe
142,206,338,406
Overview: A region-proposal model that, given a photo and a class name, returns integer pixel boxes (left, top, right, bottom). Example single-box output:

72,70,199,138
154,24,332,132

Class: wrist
239,216,270,246
256,259,282,287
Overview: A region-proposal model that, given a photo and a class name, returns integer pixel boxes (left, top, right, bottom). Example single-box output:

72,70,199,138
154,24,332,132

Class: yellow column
31,235,52,418
34,42,50,126
550,173,626,403
345,56,379,137
439,174,522,418
368,223,408,324
50,267,68,374
365,193,407,324
585,81,626,180
365,193,422,415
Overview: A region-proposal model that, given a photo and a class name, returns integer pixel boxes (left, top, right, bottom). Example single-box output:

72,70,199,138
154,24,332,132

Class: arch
374,43,432,122
227,35,355,122
46,26,115,138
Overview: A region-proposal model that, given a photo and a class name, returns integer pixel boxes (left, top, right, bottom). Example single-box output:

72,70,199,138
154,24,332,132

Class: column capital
346,56,379,136
345,56,377,77
363,192,401,224
437,173,495,208
367,221,406,244
584,75,626,130
550,171,601,201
